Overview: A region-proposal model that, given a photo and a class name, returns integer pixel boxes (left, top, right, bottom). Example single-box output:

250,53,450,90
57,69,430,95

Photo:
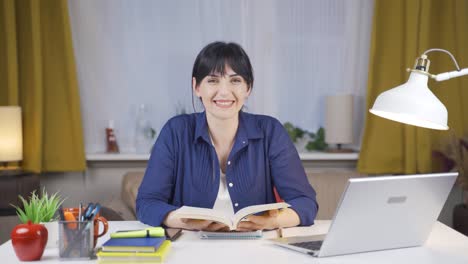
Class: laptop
271,172,458,257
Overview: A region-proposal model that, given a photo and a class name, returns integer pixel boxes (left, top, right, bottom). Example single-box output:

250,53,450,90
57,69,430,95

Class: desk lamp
0,106,23,171
369,48,468,130
325,94,354,152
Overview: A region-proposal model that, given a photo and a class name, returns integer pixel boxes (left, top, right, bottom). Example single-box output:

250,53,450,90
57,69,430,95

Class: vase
42,221,59,248
11,221,48,261
294,134,311,153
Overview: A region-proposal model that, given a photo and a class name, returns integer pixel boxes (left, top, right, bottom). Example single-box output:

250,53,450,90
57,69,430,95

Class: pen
83,203,94,220
87,203,101,220
78,202,83,256
78,202,82,221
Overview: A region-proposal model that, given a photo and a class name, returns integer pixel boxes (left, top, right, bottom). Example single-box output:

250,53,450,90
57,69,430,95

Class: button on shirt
136,111,318,227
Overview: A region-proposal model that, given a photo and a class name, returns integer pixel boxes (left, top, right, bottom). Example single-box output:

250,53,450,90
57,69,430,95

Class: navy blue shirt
136,111,318,227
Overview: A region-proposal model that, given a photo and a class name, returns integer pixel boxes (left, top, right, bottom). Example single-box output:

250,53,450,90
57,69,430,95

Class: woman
136,41,318,231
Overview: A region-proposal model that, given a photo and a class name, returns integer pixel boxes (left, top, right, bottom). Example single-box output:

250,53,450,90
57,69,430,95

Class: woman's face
193,65,251,121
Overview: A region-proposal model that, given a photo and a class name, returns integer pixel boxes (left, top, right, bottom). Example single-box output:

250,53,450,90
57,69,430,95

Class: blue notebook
101,237,166,252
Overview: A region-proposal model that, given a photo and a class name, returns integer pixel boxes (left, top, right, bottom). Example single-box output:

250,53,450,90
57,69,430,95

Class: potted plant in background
433,135,468,236
283,122,328,152
10,188,66,259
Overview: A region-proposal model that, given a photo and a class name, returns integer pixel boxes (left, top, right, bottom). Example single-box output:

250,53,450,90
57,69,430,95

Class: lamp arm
422,48,461,71
434,68,468,81
419,49,468,81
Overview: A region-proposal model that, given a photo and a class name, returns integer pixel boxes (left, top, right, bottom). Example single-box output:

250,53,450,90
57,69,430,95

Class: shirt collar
193,111,263,144
238,111,263,140
193,112,210,144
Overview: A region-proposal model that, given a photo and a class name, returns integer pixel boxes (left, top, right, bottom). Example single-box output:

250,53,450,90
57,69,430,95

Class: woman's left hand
235,209,280,231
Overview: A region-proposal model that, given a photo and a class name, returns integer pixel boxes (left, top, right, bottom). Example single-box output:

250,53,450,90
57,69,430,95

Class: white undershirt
212,170,235,215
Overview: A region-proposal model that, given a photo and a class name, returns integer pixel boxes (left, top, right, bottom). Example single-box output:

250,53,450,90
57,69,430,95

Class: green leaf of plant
11,188,66,223
317,127,325,139
12,206,28,224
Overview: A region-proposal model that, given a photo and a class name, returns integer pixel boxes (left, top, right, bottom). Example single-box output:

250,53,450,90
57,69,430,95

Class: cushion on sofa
121,171,145,217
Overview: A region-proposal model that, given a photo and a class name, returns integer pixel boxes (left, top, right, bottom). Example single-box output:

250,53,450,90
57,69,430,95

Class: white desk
1,220,468,263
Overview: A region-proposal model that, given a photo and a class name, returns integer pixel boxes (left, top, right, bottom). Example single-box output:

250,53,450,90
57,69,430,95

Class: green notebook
110,227,165,238
97,240,171,263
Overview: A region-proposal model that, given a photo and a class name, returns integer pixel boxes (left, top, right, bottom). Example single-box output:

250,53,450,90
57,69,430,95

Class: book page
231,202,290,227
172,206,233,228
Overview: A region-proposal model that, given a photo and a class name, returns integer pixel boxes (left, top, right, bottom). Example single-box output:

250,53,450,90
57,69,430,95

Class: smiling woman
136,41,318,232
192,43,252,144
191,42,253,121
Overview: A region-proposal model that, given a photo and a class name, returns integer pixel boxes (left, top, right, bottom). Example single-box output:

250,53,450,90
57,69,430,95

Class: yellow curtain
358,0,468,174
0,0,85,172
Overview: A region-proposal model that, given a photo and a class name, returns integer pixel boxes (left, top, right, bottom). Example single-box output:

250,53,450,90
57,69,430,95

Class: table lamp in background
0,106,23,172
325,94,354,152
370,48,468,130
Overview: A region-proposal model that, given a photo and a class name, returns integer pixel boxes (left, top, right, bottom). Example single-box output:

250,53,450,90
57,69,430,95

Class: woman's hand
163,211,229,231
180,219,230,232
236,208,301,232
236,209,280,231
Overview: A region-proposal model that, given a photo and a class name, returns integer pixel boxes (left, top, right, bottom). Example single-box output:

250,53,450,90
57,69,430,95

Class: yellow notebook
97,240,171,263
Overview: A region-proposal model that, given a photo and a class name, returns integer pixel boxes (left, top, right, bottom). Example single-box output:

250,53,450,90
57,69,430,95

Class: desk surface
1,220,467,263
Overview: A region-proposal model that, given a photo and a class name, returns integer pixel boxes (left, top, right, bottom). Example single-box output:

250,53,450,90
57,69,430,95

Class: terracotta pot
11,221,48,261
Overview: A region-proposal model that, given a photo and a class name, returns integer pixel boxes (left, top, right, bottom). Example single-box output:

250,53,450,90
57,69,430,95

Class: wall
67,0,374,154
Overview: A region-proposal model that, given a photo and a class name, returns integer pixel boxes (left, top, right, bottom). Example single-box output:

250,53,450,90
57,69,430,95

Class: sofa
120,169,365,220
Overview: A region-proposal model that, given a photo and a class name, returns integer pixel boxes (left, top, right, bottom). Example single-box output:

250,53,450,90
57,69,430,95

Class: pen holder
58,220,94,259
63,207,108,247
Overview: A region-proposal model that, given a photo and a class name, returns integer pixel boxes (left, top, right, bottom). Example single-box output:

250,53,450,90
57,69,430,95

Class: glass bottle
134,104,155,154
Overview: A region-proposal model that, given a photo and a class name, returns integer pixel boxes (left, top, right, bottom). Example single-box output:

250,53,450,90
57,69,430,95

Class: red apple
11,220,48,261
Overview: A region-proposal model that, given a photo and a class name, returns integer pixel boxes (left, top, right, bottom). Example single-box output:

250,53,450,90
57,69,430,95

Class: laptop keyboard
290,240,323,250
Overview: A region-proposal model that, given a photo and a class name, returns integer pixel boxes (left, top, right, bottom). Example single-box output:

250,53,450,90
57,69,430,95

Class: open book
172,202,290,230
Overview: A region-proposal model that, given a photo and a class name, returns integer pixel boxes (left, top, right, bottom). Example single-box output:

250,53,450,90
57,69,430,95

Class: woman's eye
231,78,242,84
207,78,219,84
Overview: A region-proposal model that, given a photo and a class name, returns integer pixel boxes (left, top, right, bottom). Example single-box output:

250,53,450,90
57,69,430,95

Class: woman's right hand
180,219,229,232
163,211,229,232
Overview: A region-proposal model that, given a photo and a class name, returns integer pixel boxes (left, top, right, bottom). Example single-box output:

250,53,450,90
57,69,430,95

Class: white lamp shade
0,106,23,162
369,72,448,130
325,94,354,144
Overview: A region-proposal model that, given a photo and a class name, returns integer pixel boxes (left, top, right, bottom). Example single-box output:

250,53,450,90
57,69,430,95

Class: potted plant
11,188,66,251
432,135,468,235
283,122,328,151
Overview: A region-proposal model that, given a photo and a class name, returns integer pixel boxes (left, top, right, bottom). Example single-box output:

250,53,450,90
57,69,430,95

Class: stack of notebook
97,228,171,263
